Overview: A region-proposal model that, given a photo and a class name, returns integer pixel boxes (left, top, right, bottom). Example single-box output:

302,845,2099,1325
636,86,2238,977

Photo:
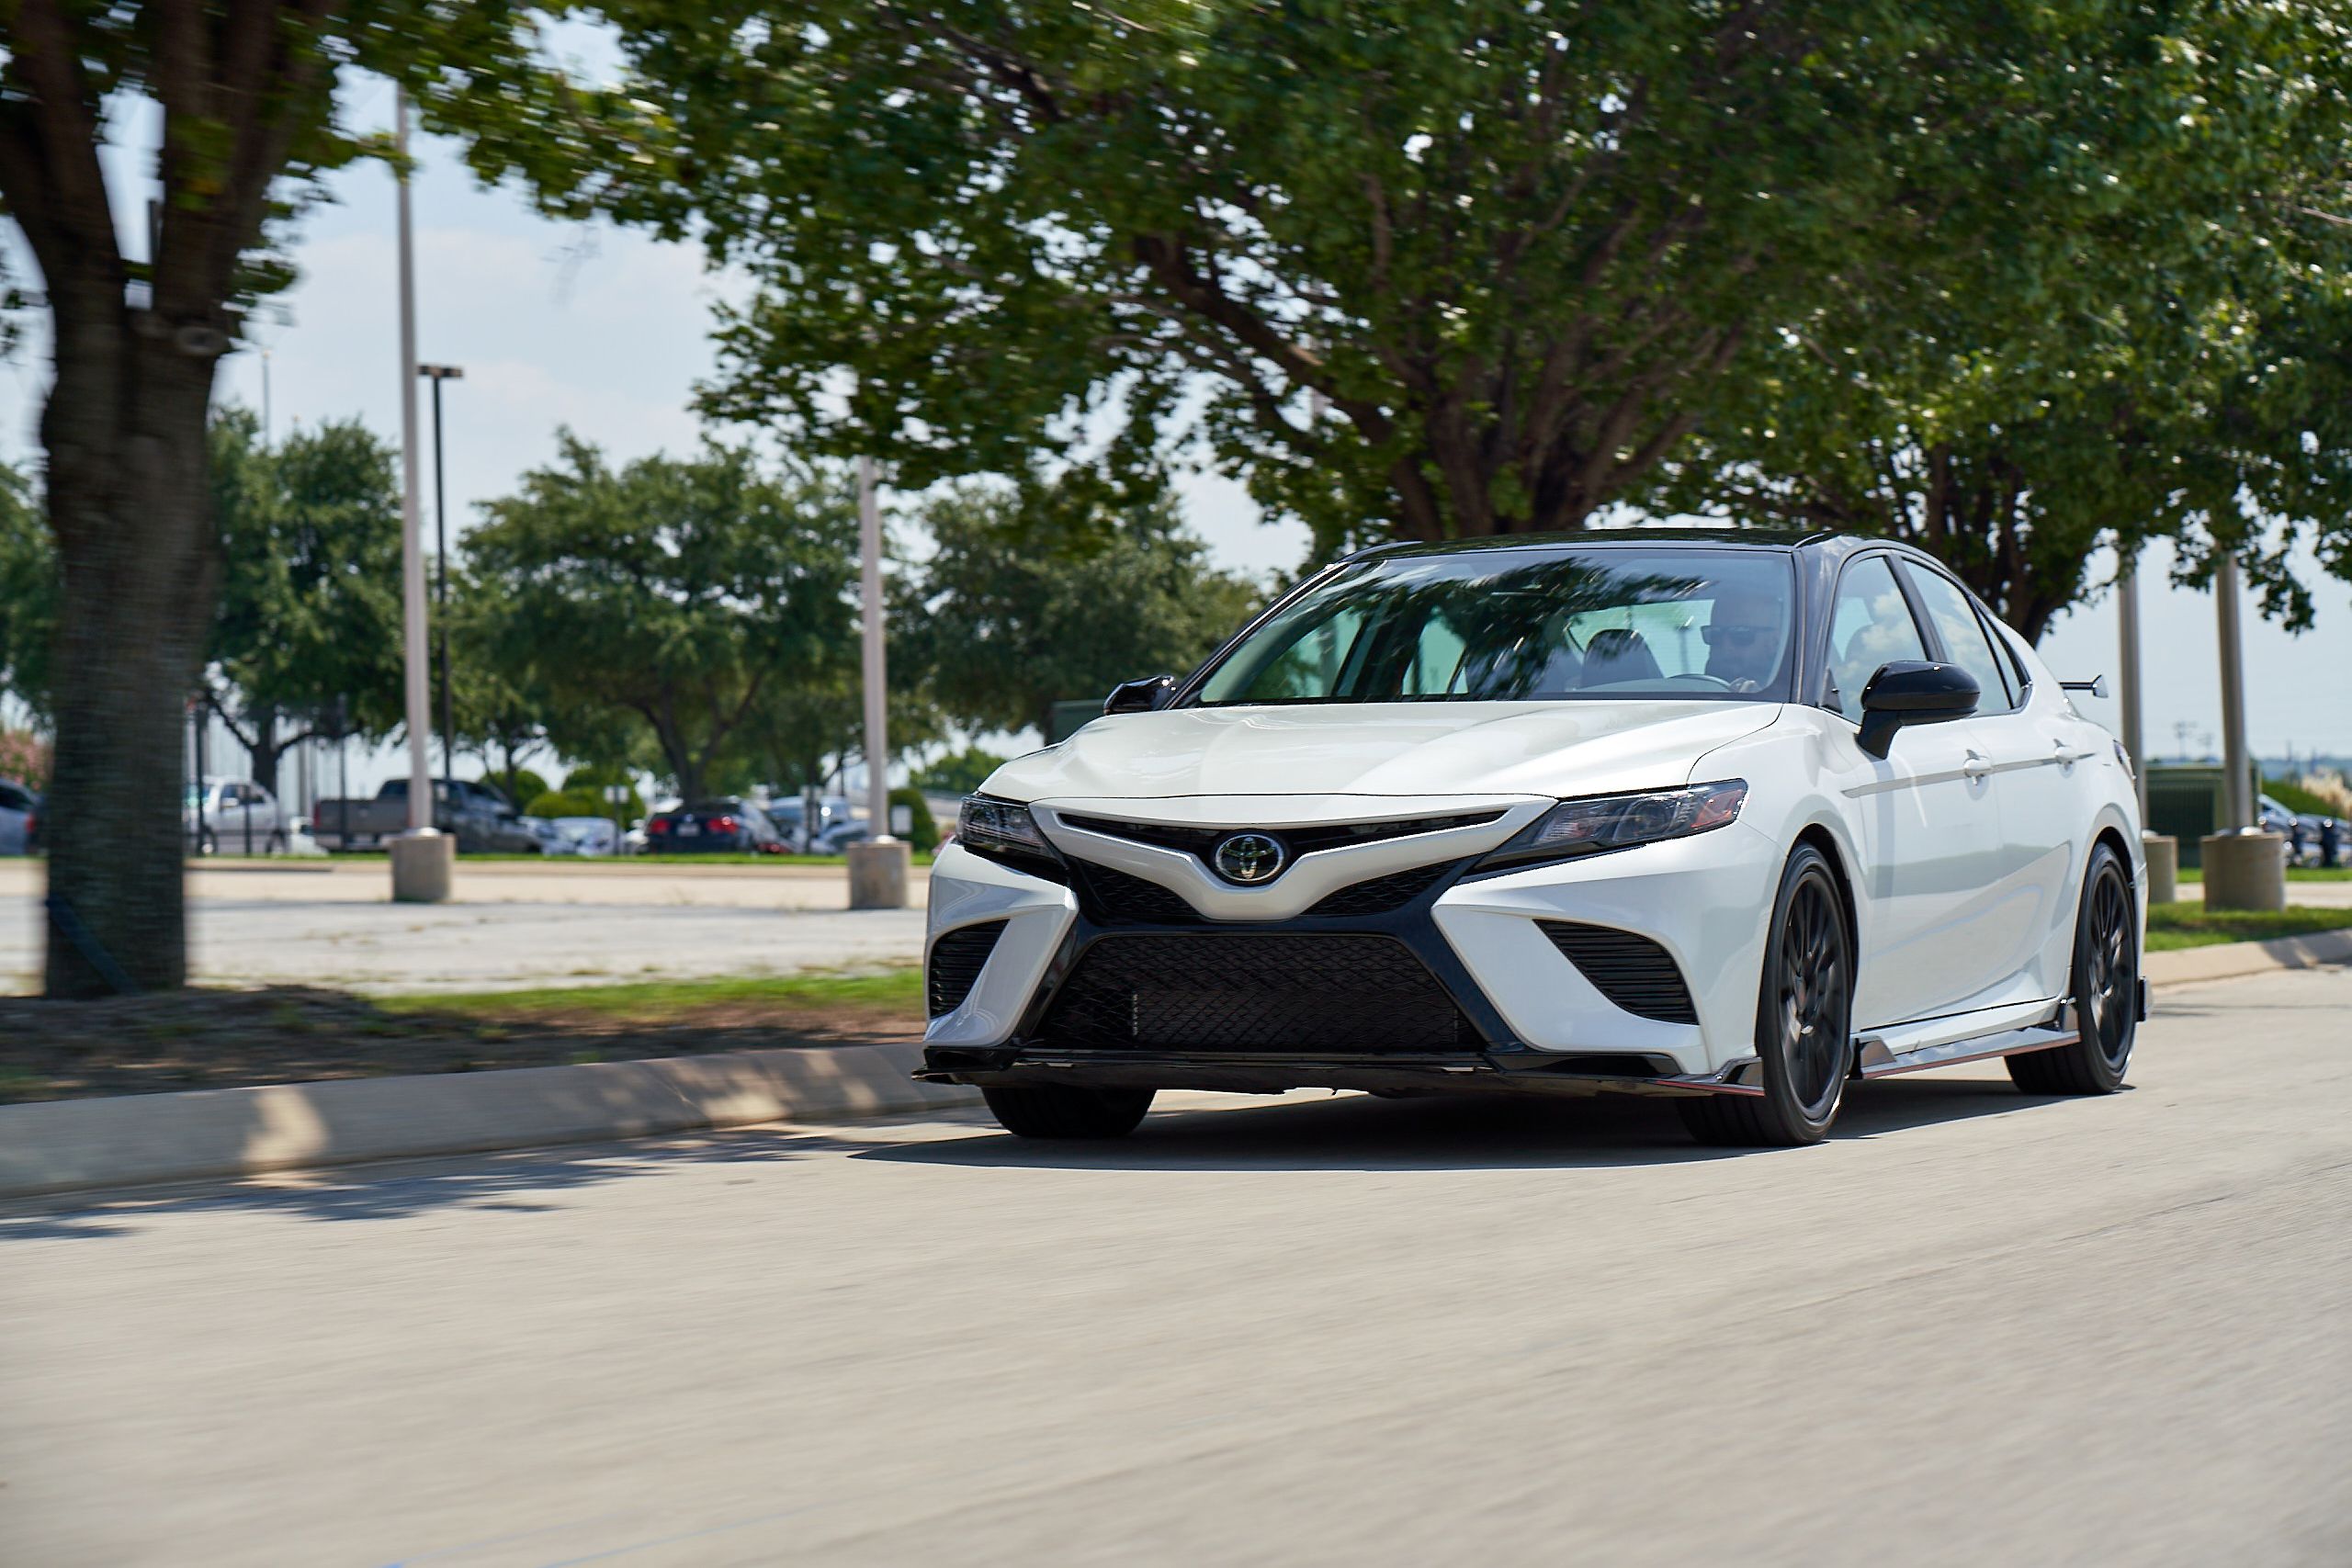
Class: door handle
1963,751,1993,781
2052,740,2097,767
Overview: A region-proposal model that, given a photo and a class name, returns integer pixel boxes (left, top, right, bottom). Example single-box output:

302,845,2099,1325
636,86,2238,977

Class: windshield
1194,547,1799,706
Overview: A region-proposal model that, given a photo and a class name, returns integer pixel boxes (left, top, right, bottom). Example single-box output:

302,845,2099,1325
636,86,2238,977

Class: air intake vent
1040,932,1480,1053
928,921,1007,1017
1069,860,1203,924
1539,921,1699,1024
1302,863,1453,917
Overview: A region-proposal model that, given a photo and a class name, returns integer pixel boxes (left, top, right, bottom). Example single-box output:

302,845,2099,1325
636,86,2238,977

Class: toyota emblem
1212,831,1287,885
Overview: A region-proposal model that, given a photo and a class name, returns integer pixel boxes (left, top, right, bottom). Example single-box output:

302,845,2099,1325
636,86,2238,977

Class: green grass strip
377,967,925,1021
2145,902,2352,953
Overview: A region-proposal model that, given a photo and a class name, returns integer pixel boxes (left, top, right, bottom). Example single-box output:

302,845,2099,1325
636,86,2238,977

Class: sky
4,78,2350,793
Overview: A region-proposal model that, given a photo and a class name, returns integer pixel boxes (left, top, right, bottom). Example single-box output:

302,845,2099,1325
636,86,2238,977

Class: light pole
846,454,910,908
419,363,463,803
388,87,451,902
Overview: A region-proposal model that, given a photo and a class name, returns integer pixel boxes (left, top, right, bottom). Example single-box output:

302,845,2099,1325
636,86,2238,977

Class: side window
1903,567,2018,714
1226,606,1367,702
1826,557,1928,724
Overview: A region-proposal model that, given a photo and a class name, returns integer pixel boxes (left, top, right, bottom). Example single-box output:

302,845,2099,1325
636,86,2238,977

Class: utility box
2144,763,2257,869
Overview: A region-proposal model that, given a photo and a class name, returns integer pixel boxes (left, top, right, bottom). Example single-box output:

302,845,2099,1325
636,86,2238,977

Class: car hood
989,701,1781,807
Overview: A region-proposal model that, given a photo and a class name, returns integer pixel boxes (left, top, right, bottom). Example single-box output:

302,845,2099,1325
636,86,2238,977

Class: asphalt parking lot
3,964,2345,1567
0,862,928,992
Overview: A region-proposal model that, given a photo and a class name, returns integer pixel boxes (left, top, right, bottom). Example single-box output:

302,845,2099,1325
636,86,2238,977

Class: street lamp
418,363,463,803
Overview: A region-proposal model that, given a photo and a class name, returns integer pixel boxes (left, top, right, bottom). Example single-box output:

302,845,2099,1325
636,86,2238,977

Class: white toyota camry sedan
918,531,2146,1146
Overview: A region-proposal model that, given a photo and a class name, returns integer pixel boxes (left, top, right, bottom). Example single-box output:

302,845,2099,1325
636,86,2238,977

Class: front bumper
919,818,1784,1097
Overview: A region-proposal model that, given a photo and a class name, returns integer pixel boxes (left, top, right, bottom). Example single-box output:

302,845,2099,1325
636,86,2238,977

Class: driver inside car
1701,585,1789,691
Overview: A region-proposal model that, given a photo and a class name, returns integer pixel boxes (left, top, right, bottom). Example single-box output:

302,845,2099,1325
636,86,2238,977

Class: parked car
764,794,854,852
0,778,37,856
921,529,2146,1148
311,777,543,853
643,798,790,853
552,816,621,856
813,818,872,854
185,777,287,855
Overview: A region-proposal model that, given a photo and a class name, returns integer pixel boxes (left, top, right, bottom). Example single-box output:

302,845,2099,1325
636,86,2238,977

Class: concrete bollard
847,837,912,909
2199,829,2286,912
389,829,456,903
2142,832,2177,906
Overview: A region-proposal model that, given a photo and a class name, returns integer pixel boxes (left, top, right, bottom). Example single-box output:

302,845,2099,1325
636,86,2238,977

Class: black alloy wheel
1679,843,1855,1147
2008,842,2138,1095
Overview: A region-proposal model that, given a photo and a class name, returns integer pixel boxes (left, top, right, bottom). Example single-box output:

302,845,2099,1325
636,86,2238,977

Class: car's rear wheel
1679,843,1854,1147
982,1084,1156,1140
2008,841,2137,1095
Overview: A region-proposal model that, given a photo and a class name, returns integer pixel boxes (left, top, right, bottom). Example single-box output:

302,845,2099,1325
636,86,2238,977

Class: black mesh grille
1039,933,1480,1053
1539,921,1699,1024
1069,859,1204,924
928,921,1007,1017
1303,863,1453,917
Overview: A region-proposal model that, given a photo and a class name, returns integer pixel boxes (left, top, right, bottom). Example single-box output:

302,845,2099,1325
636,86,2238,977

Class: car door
1896,563,2075,1005
1820,553,2015,1028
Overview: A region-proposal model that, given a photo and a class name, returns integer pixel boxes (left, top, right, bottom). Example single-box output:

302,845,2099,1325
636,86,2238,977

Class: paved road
0,862,928,992
4,968,2347,1566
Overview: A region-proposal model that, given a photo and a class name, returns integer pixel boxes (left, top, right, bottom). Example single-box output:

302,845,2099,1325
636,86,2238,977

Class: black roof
1357,526,1838,559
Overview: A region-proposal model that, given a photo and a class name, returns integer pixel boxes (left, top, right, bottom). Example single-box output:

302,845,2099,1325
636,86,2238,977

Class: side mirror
1858,660,1979,758
1104,673,1177,716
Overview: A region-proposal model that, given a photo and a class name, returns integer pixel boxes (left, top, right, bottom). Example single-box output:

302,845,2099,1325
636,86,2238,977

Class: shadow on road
859,1070,2071,1174
0,1071,2074,1243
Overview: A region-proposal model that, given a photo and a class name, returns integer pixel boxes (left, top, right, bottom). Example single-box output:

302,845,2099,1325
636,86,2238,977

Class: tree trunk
246,701,280,798
41,296,223,997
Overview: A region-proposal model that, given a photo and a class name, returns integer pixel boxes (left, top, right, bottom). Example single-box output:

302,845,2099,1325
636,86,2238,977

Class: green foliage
2263,778,2345,818
503,769,551,808
888,785,939,852
0,465,54,720
899,476,1261,739
551,768,648,822
1653,3,2352,638
525,789,607,821
468,1,2301,559
911,748,1008,798
465,434,860,805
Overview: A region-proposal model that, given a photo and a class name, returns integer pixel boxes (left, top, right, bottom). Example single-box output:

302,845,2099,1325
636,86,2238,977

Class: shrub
911,747,1006,797
526,789,608,820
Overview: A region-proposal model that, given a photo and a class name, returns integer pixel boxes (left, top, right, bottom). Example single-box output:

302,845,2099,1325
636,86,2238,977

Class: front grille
1303,862,1453,917
1539,920,1699,1024
928,921,1007,1017
1069,859,1203,924
1058,809,1504,863
1038,932,1480,1053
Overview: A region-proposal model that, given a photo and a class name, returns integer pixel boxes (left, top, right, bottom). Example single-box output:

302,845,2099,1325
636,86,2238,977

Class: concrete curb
2144,926,2352,989
0,1042,975,1201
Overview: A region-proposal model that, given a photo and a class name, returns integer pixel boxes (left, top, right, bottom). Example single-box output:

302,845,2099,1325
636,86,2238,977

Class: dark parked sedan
643,799,789,853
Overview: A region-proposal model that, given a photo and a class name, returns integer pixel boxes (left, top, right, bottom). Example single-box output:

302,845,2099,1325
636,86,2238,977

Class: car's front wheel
1679,843,1855,1147
982,1084,1156,1140
2008,840,2137,1095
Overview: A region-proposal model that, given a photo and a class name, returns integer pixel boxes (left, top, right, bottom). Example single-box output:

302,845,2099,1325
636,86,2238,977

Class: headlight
957,795,1057,860
1479,781,1747,871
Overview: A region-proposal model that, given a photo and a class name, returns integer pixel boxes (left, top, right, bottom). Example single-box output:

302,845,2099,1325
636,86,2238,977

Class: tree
485,2,2233,558
465,434,860,806
900,477,1261,740
1657,6,2352,639
204,409,407,795
0,2,573,994
912,747,1009,799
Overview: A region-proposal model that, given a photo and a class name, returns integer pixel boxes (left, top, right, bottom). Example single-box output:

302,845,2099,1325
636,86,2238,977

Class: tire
197,828,217,856
982,1084,1156,1140
2008,841,2137,1095
1679,843,1855,1147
